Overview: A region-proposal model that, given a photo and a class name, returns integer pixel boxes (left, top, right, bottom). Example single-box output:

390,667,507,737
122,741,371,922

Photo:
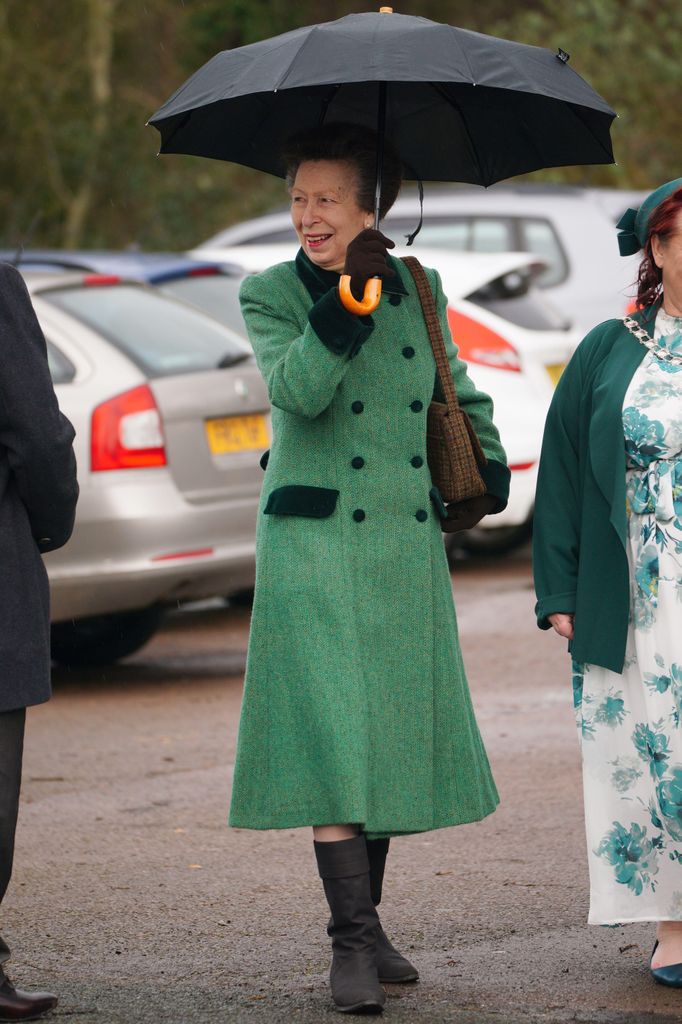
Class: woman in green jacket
229,122,510,1013
534,179,682,986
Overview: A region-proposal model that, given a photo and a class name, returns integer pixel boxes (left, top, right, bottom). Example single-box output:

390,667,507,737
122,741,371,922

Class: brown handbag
401,257,488,515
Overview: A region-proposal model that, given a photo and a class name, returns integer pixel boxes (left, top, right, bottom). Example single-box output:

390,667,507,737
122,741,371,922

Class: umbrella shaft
373,81,387,229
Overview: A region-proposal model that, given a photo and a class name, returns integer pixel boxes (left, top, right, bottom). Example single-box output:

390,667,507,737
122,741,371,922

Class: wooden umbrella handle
338,275,382,315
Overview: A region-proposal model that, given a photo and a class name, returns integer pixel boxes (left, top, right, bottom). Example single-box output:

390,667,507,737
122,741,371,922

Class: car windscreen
158,275,248,337
43,284,252,377
465,269,570,331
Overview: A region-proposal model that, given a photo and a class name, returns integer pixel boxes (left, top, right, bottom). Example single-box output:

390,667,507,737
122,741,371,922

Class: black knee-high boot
366,838,419,984
314,836,385,1014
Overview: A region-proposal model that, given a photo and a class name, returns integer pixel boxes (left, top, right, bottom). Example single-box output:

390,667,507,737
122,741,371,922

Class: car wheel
227,588,254,608
446,520,532,561
50,606,164,667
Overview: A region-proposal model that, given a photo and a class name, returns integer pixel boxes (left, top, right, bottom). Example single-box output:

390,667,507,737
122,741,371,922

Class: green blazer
229,249,510,837
533,307,657,672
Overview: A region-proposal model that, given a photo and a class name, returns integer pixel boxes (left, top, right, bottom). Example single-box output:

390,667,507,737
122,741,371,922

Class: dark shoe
375,926,419,984
315,836,385,1014
366,838,419,984
0,974,57,1022
651,940,682,988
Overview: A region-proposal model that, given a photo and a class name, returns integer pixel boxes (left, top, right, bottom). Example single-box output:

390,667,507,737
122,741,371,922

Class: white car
188,242,579,554
197,184,648,335
22,269,269,665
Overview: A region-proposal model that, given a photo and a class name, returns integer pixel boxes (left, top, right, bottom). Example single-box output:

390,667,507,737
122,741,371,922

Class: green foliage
0,0,680,250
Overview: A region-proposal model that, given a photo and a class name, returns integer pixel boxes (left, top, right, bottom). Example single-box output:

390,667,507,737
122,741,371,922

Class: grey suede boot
314,836,385,1014
366,838,419,984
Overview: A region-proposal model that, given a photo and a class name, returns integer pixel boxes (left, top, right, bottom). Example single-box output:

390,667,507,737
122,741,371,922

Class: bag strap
401,256,460,412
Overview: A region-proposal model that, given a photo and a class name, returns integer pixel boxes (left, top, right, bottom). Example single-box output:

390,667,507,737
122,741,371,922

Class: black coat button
410,400,423,412
351,400,364,414
402,346,415,359
411,456,424,468
389,294,401,306
353,509,366,522
351,456,365,469
415,509,428,522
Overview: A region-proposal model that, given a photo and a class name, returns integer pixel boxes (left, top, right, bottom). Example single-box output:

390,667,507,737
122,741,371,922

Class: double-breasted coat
229,251,510,838
0,264,79,713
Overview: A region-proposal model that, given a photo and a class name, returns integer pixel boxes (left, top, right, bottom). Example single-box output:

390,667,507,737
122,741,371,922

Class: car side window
518,218,568,288
46,340,76,385
470,218,514,253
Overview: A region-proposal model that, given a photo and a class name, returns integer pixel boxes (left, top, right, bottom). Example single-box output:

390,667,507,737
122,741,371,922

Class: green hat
617,178,682,256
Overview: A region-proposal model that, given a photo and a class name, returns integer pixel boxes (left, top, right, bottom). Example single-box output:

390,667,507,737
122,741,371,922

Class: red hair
637,186,682,309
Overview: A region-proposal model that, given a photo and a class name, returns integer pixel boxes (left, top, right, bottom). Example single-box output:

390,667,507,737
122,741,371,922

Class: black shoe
366,838,419,984
0,973,57,1022
315,836,385,1014
651,940,682,988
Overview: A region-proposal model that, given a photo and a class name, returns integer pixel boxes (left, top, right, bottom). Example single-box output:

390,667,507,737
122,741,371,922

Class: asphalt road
5,549,682,1024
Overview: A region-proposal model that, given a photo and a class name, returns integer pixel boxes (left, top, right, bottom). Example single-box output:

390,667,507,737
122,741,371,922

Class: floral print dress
574,308,682,925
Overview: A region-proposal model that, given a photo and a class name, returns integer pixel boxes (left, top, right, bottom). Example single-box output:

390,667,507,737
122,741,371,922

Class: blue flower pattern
576,309,682,925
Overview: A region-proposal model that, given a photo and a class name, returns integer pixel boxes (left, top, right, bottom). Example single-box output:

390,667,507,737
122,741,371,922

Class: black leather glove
441,494,498,534
343,228,395,300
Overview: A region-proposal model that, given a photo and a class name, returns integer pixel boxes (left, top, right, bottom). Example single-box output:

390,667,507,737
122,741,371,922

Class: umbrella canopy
148,9,616,187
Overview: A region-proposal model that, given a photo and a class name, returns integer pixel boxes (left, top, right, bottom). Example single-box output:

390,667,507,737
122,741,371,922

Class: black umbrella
149,7,616,312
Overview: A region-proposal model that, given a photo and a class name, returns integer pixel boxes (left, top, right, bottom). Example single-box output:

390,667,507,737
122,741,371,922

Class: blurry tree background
0,0,680,250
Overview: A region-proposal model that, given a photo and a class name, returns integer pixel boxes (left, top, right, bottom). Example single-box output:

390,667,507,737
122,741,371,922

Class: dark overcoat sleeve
0,264,78,551
532,343,584,628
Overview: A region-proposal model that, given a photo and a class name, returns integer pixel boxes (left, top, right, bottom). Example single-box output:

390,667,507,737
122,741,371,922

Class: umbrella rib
431,83,487,186
273,25,321,91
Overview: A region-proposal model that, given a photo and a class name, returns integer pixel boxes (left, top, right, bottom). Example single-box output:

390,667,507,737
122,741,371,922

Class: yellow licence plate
205,414,269,454
546,363,566,387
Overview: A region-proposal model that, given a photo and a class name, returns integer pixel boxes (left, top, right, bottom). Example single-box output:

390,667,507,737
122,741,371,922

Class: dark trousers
0,708,26,968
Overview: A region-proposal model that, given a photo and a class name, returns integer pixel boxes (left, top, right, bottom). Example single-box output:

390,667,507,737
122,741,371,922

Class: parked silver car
22,270,269,666
197,184,648,334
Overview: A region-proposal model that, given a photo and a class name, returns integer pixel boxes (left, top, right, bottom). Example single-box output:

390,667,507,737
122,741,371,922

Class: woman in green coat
229,122,510,1013
534,179,682,988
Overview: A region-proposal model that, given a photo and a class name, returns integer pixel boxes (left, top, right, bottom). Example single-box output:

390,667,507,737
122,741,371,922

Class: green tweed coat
229,250,510,839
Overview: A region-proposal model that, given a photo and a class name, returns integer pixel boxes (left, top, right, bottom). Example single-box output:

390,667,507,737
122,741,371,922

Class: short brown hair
282,122,402,221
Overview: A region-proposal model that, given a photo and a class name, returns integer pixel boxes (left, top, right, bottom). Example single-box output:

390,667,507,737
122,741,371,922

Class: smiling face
290,160,371,273
652,208,682,316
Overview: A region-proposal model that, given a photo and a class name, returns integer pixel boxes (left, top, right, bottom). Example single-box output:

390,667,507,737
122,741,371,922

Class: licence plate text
205,414,269,455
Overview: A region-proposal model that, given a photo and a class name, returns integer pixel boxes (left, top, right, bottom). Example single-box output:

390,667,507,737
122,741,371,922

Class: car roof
195,243,544,300
1,250,243,284
197,184,650,248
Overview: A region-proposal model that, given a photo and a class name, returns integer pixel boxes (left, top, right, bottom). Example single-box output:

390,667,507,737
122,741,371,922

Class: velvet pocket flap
264,485,340,518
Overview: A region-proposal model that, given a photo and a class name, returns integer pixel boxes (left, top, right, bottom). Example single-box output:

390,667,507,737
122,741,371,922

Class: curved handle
338,275,382,315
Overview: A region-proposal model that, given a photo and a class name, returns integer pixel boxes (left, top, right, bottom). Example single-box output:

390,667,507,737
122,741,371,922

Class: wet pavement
5,548,682,1023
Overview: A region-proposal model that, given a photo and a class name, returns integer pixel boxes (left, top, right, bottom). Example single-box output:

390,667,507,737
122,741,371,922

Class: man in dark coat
0,263,78,1021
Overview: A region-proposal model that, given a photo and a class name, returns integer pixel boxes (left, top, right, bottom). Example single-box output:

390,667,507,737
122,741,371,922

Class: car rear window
158,275,247,337
466,270,570,331
43,284,252,378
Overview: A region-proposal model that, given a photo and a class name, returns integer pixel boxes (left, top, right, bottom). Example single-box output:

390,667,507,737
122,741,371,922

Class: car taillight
447,308,522,372
82,274,121,286
91,384,167,471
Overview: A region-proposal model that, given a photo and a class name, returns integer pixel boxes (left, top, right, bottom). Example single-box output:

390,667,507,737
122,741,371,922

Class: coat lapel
588,307,657,548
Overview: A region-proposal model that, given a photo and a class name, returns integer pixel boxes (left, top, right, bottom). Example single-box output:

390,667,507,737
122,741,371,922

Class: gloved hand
343,229,395,301
441,493,497,534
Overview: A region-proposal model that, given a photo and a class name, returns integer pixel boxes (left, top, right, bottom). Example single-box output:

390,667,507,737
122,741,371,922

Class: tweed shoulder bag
401,256,487,511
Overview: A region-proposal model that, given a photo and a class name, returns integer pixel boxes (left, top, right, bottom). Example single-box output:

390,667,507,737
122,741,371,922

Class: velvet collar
294,248,409,303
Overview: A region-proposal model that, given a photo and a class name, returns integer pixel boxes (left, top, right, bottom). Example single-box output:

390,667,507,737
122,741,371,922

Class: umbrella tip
379,6,394,12
556,48,570,63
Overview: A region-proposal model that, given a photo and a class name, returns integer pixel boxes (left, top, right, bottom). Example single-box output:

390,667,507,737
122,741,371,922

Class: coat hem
228,796,499,838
